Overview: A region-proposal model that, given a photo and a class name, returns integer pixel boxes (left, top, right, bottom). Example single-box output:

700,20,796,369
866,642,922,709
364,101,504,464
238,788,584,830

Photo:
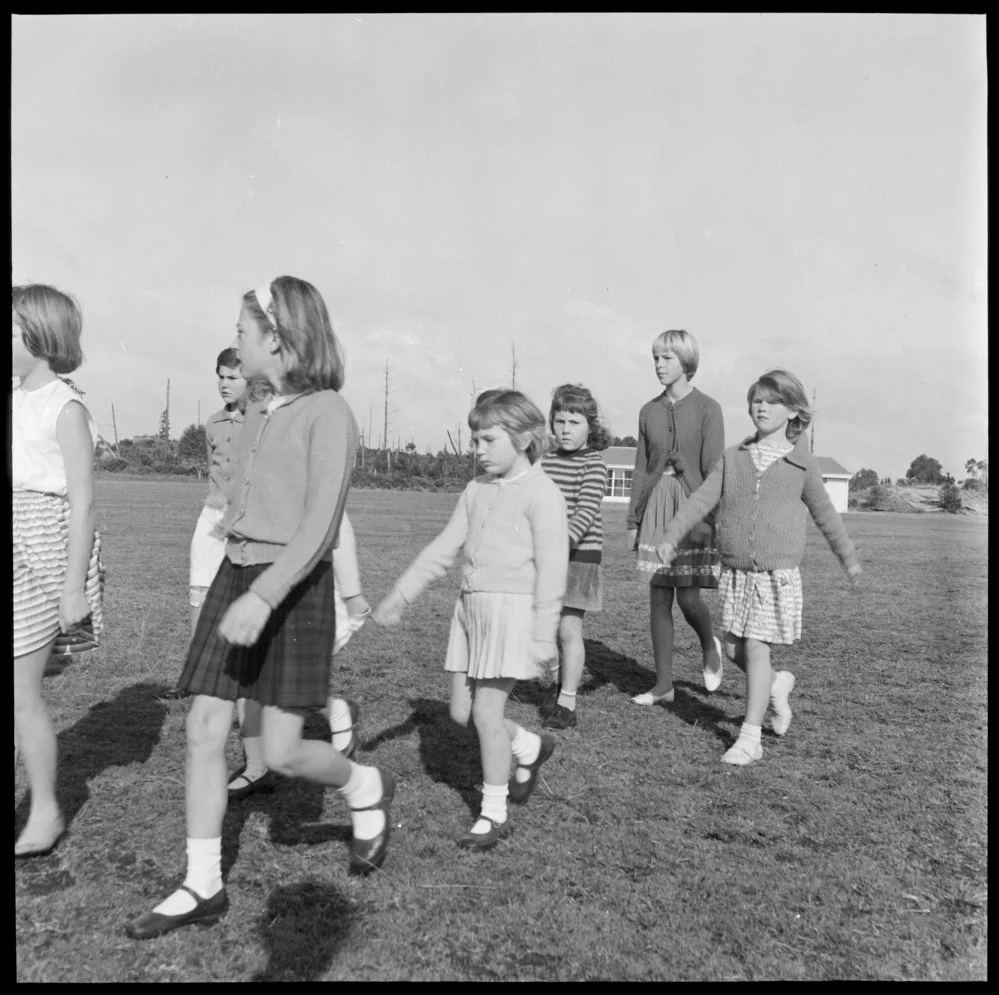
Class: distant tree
906,454,944,485
938,481,963,513
880,475,892,485
612,435,638,447
177,423,208,465
849,468,879,491
965,457,988,489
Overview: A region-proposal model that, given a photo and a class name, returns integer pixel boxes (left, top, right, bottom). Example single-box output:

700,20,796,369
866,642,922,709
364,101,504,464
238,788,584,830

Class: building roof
603,445,852,478
816,457,851,477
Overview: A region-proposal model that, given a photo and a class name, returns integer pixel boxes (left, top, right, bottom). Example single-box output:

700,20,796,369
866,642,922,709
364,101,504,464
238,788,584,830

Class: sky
12,13,988,481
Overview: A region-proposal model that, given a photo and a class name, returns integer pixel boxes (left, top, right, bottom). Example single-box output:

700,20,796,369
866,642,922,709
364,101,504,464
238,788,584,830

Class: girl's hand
626,528,638,550
343,593,371,618
59,589,91,632
528,639,558,668
656,541,675,565
847,563,862,588
218,591,273,646
373,589,408,628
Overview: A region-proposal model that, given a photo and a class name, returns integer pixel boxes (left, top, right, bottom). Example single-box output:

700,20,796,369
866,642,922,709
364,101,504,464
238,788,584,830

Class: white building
601,447,853,512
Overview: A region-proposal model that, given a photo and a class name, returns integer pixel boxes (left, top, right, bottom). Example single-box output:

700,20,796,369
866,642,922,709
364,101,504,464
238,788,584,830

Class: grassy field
15,480,987,981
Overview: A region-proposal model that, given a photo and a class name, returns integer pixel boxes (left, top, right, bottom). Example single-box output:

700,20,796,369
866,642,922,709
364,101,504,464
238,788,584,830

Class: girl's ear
266,330,281,355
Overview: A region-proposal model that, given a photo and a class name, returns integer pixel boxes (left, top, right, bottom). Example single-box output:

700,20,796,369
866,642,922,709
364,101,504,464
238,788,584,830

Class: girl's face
552,410,589,452
653,347,687,390
217,364,248,407
234,304,278,384
11,314,41,381
749,390,796,441
473,422,525,478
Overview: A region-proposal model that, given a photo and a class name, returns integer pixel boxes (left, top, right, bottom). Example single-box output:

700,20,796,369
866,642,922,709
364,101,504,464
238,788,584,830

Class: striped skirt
636,471,720,588
444,591,546,682
13,490,104,658
178,557,335,708
720,567,803,645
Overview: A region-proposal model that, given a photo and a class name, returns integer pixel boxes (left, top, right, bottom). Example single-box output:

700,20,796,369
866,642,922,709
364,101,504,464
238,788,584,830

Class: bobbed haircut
548,383,611,451
242,275,345,392
12,284,84,375
747,369,813,443
216,347,241,374
652,328,699,380
468,389,550,464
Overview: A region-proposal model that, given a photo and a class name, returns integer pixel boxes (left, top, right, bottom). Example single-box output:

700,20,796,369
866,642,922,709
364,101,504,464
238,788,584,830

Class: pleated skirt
178,557,335,708
13,490,104,658
444,591,545,682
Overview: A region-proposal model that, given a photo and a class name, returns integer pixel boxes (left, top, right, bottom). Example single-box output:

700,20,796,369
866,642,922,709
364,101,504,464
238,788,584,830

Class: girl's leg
448,670,475,729
465,678,517,836
639,585,675,699
545,610,584,727
676,587,722,676
14,641,64,853
229,697,268,790
722,637,772,766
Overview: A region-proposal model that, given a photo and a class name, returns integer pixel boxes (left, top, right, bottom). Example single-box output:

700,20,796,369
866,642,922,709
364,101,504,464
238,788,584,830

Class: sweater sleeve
626,407,650,530
661,457,724,549
566,458,608,548
700,399,725,479
801,460,860,574
529,484,569,643
249,403,358,608
393,486,471,604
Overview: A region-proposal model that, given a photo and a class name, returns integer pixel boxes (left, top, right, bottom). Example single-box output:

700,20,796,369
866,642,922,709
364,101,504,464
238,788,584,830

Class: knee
676,589,702,615
260,738,298,778
185,701,230,753
723,638,739,663
650,587,673,610
450,698,472,728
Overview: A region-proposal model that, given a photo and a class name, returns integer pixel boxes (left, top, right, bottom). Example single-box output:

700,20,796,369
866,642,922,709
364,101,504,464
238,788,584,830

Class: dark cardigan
626,387,725,530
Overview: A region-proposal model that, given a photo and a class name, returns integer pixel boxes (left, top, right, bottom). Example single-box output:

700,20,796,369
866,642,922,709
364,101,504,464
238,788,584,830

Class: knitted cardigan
660,435,859,573
626,387,725,530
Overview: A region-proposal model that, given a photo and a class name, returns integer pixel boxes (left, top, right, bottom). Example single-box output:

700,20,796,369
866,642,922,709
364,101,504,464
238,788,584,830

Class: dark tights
648,585,717,695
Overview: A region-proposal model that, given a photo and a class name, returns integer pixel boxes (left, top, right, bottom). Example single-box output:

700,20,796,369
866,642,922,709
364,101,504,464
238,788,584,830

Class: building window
606,468,633,498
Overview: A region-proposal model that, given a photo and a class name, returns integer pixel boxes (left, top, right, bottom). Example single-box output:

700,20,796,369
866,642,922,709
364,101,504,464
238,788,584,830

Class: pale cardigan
393,463,568,644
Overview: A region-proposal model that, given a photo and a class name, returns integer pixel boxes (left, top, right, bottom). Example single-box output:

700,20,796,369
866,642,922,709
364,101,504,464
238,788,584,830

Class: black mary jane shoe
349,770,396,876
227,767,279,801
125,885,228,940
508,734,557,805
539,683,561,719
330,699,361,760
458,816,513,852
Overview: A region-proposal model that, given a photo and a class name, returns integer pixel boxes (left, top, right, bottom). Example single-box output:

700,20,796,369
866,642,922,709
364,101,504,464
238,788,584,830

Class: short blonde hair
243,276,345,392
747,369,813,442
652,329,699,380
12,284,84,374
468,389,550,463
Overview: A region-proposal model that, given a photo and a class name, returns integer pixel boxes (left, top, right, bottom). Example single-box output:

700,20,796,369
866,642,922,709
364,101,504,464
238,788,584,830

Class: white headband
254,284,278,329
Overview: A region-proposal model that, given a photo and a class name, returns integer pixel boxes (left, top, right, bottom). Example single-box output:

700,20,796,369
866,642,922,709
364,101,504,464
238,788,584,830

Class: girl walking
374,390,567,850
628,329,725,704
13,284,103,858
126,276,394,940
656,370,861,765
539,384,610,729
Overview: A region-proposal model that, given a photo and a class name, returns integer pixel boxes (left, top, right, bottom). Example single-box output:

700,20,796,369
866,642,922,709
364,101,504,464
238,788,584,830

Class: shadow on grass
222,713,351,879
14,680,171,839
253,881,356,982
363,698,482,817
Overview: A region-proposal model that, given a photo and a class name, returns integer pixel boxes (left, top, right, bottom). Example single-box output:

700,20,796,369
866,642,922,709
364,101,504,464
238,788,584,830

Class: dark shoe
539,684,560,719
349,770,396,875
508,734,557,805
330,699,360,760
541,703,577,730
15,818,66,860
125,885,228,940
227,767,279,801
458,816,513,851
162,688,192,701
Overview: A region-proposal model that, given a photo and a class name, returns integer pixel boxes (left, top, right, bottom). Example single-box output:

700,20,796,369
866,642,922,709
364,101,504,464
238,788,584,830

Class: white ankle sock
240,737,267,782
154,837,222,915
556,690,577,711
510,726,541,784
337,762,385,840
738,722,762,745
328,697,355,753
472,783,508,834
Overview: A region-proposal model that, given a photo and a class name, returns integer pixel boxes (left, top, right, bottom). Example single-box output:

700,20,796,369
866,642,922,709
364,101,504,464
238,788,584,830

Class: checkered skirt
178,557,336,708
13,490,104,658
720,567,802,645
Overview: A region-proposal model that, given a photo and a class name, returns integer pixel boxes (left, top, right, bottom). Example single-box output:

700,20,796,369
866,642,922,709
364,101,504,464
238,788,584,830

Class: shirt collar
738,433,811,468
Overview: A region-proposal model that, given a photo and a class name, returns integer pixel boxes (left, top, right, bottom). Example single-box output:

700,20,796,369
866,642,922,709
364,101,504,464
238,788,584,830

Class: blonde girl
539,384,610,729
656,370,861,766
374,390,567,850
628,329,725,703
127,276,394,940
13,284,103,858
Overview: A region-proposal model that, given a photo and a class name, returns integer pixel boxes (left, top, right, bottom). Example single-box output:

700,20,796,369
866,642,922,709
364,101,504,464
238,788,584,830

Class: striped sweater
541,448,608,564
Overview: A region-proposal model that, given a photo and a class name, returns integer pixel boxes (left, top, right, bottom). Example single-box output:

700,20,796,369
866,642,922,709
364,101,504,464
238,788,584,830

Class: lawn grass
15,481,987,981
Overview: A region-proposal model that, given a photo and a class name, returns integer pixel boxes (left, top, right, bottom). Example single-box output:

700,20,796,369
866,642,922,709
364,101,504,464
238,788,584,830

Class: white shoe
631,690,675,706
721,737,763,766
334,607,371,654
702,636,723,693
770,671,796,736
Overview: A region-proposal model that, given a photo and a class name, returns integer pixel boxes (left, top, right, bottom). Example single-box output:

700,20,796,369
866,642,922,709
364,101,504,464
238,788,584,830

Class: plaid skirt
636,471,720,588
13,490,104,658
178,557,335,708
720,567,802,645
